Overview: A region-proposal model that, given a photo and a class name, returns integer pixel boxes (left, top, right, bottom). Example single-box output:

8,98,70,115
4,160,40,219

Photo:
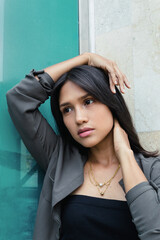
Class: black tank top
60,194,140,240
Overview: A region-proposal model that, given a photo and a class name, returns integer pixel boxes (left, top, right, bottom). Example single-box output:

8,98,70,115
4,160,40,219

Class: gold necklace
88,161,120,196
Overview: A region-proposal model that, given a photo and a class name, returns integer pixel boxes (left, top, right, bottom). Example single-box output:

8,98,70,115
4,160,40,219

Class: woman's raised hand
113,119,132,162
84,52,131,94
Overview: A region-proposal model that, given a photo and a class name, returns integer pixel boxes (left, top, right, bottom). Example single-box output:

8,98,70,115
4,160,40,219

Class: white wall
80,0,160,152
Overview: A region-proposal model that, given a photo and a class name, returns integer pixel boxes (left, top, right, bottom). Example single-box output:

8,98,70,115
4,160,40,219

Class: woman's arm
43,52,131,94
113,119,160,239
122,151,160,240
113,120,147,192
6,69,59,171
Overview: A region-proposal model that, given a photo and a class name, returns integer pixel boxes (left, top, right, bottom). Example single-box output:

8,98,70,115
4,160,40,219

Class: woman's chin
77,139,99,148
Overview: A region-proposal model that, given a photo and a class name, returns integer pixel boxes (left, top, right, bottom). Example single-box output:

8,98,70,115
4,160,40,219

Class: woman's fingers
109,74,116,94
114,64,131,88
107,63,131,94
87,53,131,94
108,70,125,94
110,72,118,85
123,74,131,89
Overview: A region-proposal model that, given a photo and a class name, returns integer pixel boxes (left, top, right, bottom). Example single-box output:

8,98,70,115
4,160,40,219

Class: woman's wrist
44,53,89,83
119,150,148,193
82,52,90,64
117,149,134,164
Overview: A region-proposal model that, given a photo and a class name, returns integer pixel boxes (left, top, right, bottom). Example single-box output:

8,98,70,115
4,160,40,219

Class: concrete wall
80,0,160,153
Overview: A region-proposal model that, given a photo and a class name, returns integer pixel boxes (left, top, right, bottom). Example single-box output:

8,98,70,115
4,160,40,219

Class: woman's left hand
113,119,132,162
85,52,131,94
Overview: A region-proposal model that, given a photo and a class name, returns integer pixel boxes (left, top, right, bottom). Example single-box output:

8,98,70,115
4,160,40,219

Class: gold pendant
99,183,104,187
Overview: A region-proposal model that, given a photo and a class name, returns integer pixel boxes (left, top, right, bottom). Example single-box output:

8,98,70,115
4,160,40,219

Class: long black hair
50,65,159,158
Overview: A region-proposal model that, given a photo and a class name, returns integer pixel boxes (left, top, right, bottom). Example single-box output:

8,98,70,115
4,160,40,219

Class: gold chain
88,161,120,196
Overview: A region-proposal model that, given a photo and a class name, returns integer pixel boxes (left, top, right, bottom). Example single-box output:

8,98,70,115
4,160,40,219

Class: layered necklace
88,161,121,196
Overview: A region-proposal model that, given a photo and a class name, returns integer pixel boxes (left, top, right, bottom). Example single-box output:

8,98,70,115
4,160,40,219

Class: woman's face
59,81,114,148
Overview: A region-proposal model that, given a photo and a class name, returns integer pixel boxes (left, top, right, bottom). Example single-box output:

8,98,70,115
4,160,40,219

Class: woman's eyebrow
59,93,91,108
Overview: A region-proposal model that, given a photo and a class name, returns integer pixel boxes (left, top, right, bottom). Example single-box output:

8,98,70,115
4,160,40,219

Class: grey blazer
6,69,160,240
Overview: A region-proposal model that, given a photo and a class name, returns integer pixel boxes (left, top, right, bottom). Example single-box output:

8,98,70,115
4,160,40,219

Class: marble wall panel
132,0,160,132
95,0,131,34
94,0,160,151
138,131,160,152
95,27,135,121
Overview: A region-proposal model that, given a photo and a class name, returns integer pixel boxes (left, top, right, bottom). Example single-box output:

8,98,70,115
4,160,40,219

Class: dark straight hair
50,65,159,158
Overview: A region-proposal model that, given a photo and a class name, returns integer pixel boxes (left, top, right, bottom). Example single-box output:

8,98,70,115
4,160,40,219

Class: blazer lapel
50,144,87,209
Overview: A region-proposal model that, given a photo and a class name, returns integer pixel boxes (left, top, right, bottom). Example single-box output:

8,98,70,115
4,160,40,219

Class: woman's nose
75,108,88,124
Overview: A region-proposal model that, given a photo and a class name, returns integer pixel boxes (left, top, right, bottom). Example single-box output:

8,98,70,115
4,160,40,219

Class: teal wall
0,0,79,239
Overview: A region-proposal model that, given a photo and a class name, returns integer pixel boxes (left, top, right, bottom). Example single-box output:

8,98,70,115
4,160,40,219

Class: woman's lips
78,129,94,138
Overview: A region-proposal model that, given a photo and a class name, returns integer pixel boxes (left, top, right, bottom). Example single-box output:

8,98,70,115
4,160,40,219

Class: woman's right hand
84,52,131,94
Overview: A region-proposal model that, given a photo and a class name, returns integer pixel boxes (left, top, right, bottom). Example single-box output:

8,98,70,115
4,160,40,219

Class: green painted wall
0,0,79,239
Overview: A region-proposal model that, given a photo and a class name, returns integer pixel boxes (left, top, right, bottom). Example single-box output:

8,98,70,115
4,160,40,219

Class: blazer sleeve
125,156,160,240
6,69,60,171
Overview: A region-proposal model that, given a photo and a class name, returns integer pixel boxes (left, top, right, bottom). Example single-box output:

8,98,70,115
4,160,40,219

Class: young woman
6,53,160,240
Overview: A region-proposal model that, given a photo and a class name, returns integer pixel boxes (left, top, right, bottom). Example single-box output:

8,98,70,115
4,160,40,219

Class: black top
60,194,140,240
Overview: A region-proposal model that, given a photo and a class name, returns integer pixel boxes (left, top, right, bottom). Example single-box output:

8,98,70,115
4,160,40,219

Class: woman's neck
88,131,118,167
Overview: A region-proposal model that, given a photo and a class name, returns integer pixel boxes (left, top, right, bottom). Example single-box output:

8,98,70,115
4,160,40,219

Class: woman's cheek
63,117,73,133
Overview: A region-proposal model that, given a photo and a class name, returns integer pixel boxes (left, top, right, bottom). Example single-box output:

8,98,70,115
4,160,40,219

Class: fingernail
115,80,118,85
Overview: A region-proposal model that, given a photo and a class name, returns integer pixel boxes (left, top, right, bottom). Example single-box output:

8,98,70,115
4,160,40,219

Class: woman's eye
63,107,71,114
85,99,94,105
